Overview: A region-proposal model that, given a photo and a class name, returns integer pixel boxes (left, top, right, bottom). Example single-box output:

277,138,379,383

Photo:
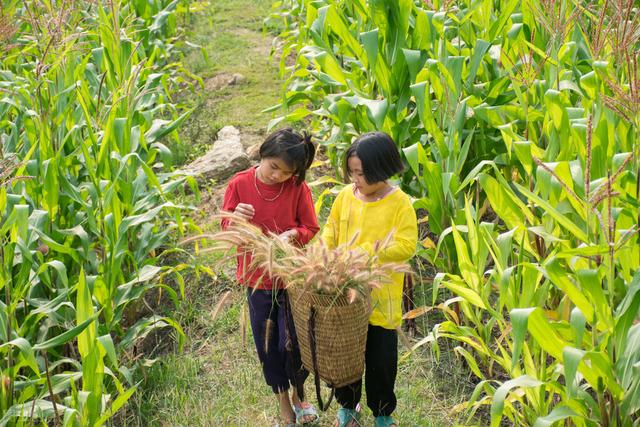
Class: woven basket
287,287,371,389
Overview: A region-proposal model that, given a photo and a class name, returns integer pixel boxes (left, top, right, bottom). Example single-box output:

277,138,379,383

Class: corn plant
422,142,638,425
0,0,198,424
269,0,639,425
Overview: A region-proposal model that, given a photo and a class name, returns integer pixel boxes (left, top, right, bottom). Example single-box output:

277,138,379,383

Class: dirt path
123,1,473,425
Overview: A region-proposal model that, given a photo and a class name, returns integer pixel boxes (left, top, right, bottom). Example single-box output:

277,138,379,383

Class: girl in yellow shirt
322,132,418,427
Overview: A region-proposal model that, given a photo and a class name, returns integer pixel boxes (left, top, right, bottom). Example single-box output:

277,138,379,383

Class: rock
204,72,247,92
230,73,246,85
181,126,250,184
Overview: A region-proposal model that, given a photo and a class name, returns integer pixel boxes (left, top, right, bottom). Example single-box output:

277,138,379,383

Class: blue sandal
374,415,397,427
336,407,360,427
294,403,319,425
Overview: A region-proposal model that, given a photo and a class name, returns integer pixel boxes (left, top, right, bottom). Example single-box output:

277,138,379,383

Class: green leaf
577,269,611,330
144,110,192,144
514,183,588,242
76,269,96,358
34,230,80,263
0,400,76,425
489,0,519,40
37,260,69,288
454,346,485,379
119,315,185,351
360,29,378,71
0,338,40,375
402,142,424,177
510,308,533,371
544,259,595,323
544,89,566,130
533,405,580,427
619,325,640,415
563,346,585,399
325,5,363,59
579,71,599,99
410,81,445,150
511,308,565,359
466,39,491,86
33,315,98,351
93,386,137,426
97,334,118,368
444,279,487,309
615,271,640,355
402,49,426,83
491,375,543,427
43,158,59,218
451,221,480,291
479,174,529,229
570,307,586,346
361,98,388,129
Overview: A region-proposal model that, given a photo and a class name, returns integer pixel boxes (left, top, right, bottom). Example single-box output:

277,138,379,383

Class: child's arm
291,184,319,245
221,177,256,230
367,200,418,263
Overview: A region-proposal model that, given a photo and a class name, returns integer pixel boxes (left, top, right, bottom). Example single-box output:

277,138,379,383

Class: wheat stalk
182,214,411,302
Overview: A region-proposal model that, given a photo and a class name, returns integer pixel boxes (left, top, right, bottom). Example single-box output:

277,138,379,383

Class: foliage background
0,0,199,424
268,0,639,425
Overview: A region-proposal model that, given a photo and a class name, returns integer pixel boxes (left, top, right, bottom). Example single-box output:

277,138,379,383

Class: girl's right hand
234,203,255,220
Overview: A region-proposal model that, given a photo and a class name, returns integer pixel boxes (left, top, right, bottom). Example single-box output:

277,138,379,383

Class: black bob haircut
344,131,404,184
259,128,316,184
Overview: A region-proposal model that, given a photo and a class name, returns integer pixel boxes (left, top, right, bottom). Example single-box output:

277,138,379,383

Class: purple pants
247,288,308,396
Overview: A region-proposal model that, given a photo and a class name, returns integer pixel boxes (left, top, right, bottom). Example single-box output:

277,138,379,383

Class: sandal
374,415,397,427
294,403,319,425
335,407,360,427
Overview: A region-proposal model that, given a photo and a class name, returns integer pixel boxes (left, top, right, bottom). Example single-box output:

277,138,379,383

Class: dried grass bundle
182,213,410,302
281,237,411,303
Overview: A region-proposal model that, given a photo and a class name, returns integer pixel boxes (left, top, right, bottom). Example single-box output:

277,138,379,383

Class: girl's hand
234,203,255,220
278,229,298,242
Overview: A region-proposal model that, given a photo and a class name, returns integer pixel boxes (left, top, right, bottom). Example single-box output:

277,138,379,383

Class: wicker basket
287,287,371,389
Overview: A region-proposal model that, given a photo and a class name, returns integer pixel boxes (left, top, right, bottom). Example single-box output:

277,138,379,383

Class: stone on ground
182,125,250,184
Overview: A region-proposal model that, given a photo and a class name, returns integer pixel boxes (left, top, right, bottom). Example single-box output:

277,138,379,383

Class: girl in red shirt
221,128,319,426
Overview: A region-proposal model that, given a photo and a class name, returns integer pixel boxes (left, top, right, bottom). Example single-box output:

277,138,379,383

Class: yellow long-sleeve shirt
322,184,418,329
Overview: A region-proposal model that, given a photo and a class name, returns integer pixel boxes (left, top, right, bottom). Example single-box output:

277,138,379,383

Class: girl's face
347,155,387,197
257,156,295,185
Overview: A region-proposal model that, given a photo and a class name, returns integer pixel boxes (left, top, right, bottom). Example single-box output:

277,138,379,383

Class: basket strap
283,291,305,401
308,306,334,411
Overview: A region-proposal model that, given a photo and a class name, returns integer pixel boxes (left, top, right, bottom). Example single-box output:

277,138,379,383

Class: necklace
254,167,285,202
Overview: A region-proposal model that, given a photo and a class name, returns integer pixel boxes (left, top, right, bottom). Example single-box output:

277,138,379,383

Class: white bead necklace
254,167,285,202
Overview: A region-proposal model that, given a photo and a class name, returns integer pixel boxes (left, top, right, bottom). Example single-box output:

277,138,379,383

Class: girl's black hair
259,128,316,184
343,131,404,184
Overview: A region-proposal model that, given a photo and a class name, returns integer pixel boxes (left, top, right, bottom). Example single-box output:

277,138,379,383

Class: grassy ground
169,0,281,165
123,1,477,425
126,276,475,426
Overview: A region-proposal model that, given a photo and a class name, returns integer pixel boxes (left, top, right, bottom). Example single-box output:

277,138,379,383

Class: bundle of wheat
281,238,411,302
184,213,410,301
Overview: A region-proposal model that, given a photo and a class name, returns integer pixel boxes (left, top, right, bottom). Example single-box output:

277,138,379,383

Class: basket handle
308,306,334,411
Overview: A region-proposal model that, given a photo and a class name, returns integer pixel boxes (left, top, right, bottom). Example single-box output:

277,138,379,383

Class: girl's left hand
278,229,298,242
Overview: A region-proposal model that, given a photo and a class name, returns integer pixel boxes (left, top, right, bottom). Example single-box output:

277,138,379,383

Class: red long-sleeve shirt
221,166,319,289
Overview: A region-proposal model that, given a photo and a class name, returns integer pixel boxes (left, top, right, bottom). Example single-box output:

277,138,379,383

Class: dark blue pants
334,325,398,417
247,288,308,396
